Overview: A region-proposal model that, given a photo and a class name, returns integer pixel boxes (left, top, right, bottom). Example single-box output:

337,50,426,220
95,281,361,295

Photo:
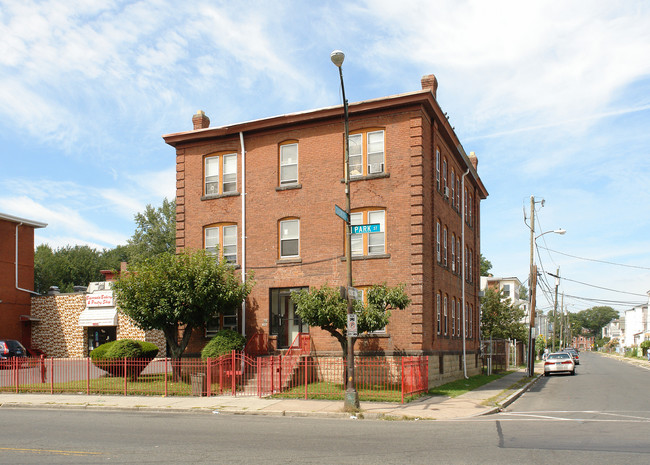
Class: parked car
0,339,27,369
561,347,580,365
544,352,576,376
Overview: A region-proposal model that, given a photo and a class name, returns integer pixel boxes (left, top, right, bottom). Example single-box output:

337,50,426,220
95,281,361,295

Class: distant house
622,296,650,348
0,212,46,349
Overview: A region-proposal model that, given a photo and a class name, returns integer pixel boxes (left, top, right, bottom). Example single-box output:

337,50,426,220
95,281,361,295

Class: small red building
0,212,47,348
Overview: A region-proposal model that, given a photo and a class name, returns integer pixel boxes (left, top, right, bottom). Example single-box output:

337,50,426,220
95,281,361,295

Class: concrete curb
478,373,542,417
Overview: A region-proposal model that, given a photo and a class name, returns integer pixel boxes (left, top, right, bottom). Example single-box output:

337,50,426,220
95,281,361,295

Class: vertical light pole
331,50,359,410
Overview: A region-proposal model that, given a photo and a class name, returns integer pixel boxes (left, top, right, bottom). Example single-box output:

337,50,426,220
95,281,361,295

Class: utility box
191,373,206,396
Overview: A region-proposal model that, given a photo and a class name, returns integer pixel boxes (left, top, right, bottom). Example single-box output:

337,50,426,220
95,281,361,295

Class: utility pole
527,196,536,377
552,268,560,351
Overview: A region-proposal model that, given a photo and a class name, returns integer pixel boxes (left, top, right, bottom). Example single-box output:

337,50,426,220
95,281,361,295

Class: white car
543,352,576,376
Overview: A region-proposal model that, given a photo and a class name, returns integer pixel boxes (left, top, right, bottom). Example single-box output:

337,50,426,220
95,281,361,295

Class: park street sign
351,223,380,234
334,204,349,223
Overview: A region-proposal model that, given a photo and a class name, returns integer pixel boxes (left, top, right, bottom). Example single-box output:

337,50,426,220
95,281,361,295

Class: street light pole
331,50,359,410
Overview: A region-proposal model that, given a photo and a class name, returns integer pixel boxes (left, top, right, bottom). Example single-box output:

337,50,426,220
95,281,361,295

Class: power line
545,273,648,297
562,293,645,308
539,246,650,270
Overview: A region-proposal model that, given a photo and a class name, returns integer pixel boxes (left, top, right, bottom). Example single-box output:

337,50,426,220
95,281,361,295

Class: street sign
348,286,361,301
334,204,349,223
351,223,380,234
347,314,358,337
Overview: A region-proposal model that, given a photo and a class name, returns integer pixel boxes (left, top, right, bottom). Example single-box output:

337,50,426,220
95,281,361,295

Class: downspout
239,131,247,338
461,168,470,379
15,223,40,295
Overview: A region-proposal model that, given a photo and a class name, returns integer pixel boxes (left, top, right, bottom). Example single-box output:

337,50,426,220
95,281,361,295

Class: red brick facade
0,213,46,348
163,75,488,362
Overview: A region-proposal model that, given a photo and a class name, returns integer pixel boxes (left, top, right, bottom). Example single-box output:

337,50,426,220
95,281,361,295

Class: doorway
270,288,307,349
88,326,117,353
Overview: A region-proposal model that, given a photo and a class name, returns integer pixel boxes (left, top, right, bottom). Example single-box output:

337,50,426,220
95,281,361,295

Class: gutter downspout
461,168,470,379
239,131,247,338
15,223,40,295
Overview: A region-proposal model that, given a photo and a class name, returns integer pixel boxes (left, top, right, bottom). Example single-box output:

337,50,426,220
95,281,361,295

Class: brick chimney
469,151,478,170
421,74,438,99
192,110,210,130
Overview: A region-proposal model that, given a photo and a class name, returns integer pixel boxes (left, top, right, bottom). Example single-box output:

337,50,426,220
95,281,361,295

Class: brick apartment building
163,74,488,378
0,212,46,348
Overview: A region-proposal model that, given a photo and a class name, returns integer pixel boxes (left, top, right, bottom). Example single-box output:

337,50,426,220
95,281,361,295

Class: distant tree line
34,198,175,294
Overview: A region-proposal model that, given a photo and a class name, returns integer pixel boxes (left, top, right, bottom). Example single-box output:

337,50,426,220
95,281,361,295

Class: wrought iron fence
0,353,429,403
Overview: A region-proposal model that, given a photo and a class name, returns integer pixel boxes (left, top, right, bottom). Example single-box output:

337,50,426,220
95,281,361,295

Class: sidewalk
0,367,540,421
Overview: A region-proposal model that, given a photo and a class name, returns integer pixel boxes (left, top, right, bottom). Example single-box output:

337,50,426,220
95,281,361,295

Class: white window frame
436,221,441,262
443,226,448,267
205,153,237,195
348,130,385,177
351,209,385,256
435,149,440,191
205,225,238,264
443,295,448,336
280,219,300,258
205,156,220,196
222,153,237,193
436,293,441,335
280,143,298,185
451,297,455,336
366,130,385,175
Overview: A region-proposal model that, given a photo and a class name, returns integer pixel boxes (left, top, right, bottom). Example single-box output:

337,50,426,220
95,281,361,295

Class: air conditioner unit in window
443,186,450,198
368,163,384,174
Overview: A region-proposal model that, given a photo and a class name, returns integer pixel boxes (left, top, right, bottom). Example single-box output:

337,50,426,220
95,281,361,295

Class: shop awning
78,308,118,327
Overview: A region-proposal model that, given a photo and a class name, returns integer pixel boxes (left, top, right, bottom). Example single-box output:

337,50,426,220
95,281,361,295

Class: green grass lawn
428,371,512,398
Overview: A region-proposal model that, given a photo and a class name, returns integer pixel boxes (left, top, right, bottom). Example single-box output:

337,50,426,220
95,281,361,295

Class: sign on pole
348,286,361,301
347,314,358,337
350,223,380,234
334,204,349,223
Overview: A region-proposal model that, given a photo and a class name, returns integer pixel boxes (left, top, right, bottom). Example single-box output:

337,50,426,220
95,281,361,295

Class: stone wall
31,293,165,358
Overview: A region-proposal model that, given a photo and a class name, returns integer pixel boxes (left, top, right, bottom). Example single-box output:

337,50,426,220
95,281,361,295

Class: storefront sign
86,291,114,307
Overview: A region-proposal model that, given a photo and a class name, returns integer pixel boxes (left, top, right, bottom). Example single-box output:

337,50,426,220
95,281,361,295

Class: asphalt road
1,352,648,464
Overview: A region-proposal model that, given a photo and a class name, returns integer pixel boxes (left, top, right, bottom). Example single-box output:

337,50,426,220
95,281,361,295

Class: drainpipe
15,223,40,295
239,131,247,338
461,168,470,379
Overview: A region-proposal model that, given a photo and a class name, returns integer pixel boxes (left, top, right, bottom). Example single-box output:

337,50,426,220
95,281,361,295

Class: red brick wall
0,219,36,346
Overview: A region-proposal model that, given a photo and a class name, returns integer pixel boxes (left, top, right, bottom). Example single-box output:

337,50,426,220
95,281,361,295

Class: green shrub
640,340,650,356
90,339,159,380
201,329,246,359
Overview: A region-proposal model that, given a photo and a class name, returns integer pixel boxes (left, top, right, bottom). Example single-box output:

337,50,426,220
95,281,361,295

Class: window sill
201,192,240,201
340,253,391,261
275,183,302,192
276,258,302,265
341,172,390,183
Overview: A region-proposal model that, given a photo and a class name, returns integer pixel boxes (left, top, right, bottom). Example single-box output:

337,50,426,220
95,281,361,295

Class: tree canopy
480,288,527,340
112,249,253,359
127,197,176,265
291,284,410,355
480,254,492,277
572,306,619,337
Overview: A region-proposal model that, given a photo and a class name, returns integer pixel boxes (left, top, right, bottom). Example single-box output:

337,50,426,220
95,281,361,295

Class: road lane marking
0,447,102,456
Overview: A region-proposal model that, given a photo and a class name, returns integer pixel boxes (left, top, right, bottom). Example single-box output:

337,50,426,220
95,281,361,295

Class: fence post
87,357,90,395
304,357,308,400
164,357,168,397
257,357,261,397
124,357,127,396
13,357,18,393
40,355,46,384
401,357,405,404
50,357,54,394
206,358,211,397
231,350,236,396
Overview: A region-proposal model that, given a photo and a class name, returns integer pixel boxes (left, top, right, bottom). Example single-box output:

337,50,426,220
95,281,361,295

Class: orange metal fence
0,354,428,402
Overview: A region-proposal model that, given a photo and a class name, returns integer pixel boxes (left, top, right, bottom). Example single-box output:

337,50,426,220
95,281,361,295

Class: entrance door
270,288,307,349
88,327,117,353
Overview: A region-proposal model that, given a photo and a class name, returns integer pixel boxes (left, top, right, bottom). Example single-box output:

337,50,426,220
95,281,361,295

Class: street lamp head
330,50,345,67
554,229,566,235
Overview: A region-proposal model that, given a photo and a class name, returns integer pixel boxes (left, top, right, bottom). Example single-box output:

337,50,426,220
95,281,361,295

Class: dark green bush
201,329,246,359
90,339,159,380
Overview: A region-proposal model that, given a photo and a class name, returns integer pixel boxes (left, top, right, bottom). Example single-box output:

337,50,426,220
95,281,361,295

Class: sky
1,0,649,316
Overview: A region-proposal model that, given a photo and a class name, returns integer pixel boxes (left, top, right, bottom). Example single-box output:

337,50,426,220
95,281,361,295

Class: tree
480,254,492,277
573,306,619,337
111,249,253,360
127,198,176,265
291,284,410,356
480,288,527,341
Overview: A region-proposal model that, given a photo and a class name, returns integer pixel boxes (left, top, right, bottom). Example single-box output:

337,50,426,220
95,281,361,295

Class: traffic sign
351,223,380,234
334,204,349,222
347,314,358,337
348,286,362,301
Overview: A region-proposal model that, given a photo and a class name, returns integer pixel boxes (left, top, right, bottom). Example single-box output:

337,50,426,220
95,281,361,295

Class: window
451,298,456,336
279,219,300,258
443,295,448,336
502,284,511,297
204,153,237,195
451,233,456,273
280,142,298,185
436,293,441,335
457,300,461,337
450,168,455,208
468,192,473,227
204,224,237,264
464,187,468,222
456,176,460,211
469,249,473,282
436,220,441,262
435,149,441,191
349,129,385,177
206,306,238,337
456,237,461,274
443,226,448,267
443,159,448,193
469,304,473,338
351,209,386,256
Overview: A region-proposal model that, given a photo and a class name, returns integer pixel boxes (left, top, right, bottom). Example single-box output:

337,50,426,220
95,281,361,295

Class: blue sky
1,0,649,314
